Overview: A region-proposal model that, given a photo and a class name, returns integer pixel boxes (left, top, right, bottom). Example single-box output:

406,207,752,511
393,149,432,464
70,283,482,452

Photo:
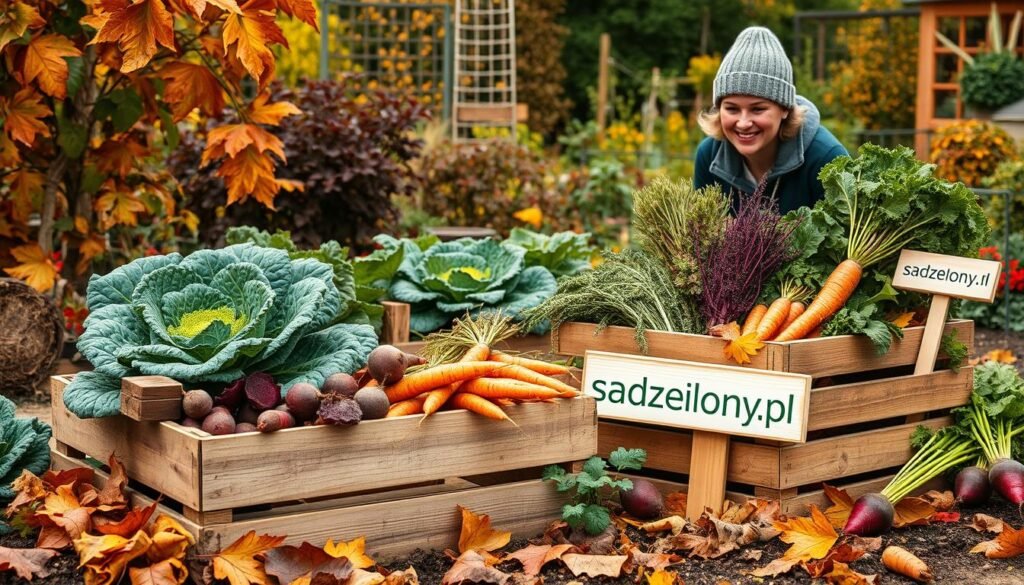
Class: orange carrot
386,396,426,418
422,343,492,416
881,546,932,582
489,351,569,376
754,298,791,341
487,363,577,395
740,304,768,336
384,361,504,404
773,301,805,338
447,392,513,422
460,378,562,400
773,259,863,341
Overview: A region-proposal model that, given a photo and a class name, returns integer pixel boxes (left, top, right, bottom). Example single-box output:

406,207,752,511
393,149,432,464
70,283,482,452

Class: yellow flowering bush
687,54,720,98
930,120,1018,187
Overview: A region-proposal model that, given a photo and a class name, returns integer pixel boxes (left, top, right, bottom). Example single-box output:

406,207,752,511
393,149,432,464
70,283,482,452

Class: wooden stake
597,33,610,142
685,430,730,520
905,294,951,423
381,301,411,344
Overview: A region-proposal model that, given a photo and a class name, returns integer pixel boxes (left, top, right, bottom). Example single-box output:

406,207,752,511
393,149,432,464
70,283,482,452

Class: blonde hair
697,104,806,142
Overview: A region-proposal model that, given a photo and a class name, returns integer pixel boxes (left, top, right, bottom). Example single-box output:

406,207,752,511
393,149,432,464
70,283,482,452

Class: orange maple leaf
890,312,915,329
23,34,82,98
94,138,147,178
0,546,57,581
145,514,195,563
821,484,853,530
74,530,152,585
128,558,187,585
222,0,287,88
95,189,147,227
273,0,318,29
182,0,241,18
160,61,225,121
0,131,21,166
971,522,1024,558
2,87,51,146
0,2,46,52
646,568,680,585
247,91,301,125
561,553,628,578
203,123,284,161
723,332,764,365
6,470,47,515
505,544,574,577
90,0,175,73
891,496,934,528
442,550,509,585
4,243,58,292
9,168,44,222
215,145,283,207
212,531,285,585
93,503,157,538
457,506,511,554
78,233,109,274
323,536,375,570
37,484,94,542
772,505,838,562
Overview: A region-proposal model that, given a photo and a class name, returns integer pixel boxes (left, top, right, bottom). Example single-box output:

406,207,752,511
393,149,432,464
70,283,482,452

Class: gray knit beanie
714,26,795,109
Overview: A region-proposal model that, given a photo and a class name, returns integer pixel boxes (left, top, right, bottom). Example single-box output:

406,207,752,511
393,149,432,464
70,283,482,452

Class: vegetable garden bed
555,319,976,513
48,375,597,558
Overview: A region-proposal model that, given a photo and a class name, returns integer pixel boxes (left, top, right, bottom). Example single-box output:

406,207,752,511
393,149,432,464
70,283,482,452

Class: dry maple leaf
94,502,158,538
22,33,81,98
128,557,188,585
247,91,301,125
890,312,915,329
159,61,226,121
560,553,627,578
323,536,374,570
212,531,286,585
627,549,681,573
383,567,418,585
0,545,57,580
0,2,45,52
642,516,687,535
773,504,838,562
457,506,511,554
663,492,687,516
96,189,148,227
4,243,58,292
42,467,95,489
442,551,509,585
1,87,50,146
983,348,1017,364
723,333,764,365
504,544,574,577
221,0,285,87
748,557,801,578
971,513,1004,534
825,561,880,584
75,530,153,585
273,0,318,29
6,469,47,514
90,0,176,73
146,515,195,563
37,484,94,542
264,542,351,585
892,497,935,528
344,568,386,585
645,568,679,585
822,484,853,530
919,490,955,511
971,522,1024,558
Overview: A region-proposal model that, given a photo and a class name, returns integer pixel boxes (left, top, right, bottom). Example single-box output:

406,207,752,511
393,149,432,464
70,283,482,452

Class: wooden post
643,67,660,167
597,33,610,142
913,294,952,376
685,431,730,520
381,301,411,344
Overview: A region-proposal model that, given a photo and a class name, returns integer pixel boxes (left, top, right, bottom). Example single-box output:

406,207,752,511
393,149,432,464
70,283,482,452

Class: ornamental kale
378,235,557,334
542,447,646,535
1,395,51,534
64,244,378,418
503,228,595,278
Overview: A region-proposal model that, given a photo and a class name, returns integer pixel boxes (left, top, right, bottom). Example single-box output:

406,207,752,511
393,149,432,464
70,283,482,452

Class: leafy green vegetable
378,235,557,334
1,396,51,535
504,228,595,278
940,330,969,372
522,248,704,351
64,244,378,418
542,447,646,535
954,362,1024,466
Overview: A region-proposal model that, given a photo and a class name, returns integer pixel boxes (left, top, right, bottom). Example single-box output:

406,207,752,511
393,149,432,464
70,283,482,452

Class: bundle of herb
694,178,798,332
521,248,703,352
632,177,728,293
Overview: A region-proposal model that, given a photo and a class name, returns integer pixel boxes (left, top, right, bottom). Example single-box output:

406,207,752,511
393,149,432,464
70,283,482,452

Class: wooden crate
555,320,975,514
50,375,597,557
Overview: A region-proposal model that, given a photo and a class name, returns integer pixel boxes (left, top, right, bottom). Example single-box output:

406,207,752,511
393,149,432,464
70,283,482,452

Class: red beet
257,409,295,432
234,422,257,434
619,478,664,519
843,493,894,536
366,345,426,385
245,372,281,411
237,403,261,425
179,417,203,429
215,377,246,409
286,382,322,420
955,466,991,507
322,373,359,397
988,459,1024,504
182,390,213,419
202,410,236,436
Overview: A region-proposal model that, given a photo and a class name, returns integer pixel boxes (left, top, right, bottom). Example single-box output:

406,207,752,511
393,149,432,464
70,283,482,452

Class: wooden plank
455,104,529,123
685,431,730,519
808,368,973,431
192,479,564,559
49,449,202,539
556,323,773,370
120,396,183,422
122,376,183,399
779,417,951,489
380,301,410,345
197,397,597,510
597,422,781,488
50,376,202,509
784,320,973,378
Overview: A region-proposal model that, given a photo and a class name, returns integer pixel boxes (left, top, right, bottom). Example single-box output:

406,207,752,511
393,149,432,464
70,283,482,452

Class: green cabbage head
1,395,51,534
63,244,377,418
379,235,557,334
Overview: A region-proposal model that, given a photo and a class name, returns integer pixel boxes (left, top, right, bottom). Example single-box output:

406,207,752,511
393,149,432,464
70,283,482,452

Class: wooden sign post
581,350,811,520
892,249,1002,376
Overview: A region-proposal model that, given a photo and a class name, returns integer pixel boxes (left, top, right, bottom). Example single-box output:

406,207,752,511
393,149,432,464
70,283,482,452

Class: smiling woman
693,26,848,214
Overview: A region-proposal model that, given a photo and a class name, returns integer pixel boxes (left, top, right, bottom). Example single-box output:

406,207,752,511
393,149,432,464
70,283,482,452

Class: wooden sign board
581,350,812,443
892,249,1002,303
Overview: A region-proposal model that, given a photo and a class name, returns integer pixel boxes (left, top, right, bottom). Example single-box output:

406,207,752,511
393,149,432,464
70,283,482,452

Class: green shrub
961,52,1024,111
982,159,1024,235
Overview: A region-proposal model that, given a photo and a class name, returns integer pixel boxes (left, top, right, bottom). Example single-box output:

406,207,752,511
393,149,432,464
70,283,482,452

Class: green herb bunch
542,447,647,535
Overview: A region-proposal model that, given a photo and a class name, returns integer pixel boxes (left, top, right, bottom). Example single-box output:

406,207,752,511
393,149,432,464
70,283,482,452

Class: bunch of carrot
739,280,812,343
380,313,579,423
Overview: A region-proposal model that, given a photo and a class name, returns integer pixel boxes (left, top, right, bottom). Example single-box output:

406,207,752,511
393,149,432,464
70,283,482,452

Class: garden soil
4,328,1024,585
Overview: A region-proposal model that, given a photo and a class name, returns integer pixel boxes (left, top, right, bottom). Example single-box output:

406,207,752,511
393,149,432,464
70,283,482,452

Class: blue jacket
693,96,848,214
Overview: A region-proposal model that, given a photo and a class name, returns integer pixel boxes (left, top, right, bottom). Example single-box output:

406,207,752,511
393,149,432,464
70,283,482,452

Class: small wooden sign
582,350,812,443
892,249,1002,303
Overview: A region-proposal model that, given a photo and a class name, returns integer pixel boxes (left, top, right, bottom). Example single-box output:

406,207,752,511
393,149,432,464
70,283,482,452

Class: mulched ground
4,327,1024,585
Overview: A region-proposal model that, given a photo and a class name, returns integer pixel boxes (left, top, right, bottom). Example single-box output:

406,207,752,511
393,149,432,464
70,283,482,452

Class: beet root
619,478,664,519
367,345,426,386
843,492,894,536
182,390,213,419
988,459,1024,505
955,465,991,507
354,387,389,420
257,409,295,432
202,410,236,436
322,373,359,397
246,372,281,411
286,382,322,420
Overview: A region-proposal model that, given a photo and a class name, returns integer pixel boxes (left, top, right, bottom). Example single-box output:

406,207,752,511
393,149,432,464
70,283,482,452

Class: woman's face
719,96,787,159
